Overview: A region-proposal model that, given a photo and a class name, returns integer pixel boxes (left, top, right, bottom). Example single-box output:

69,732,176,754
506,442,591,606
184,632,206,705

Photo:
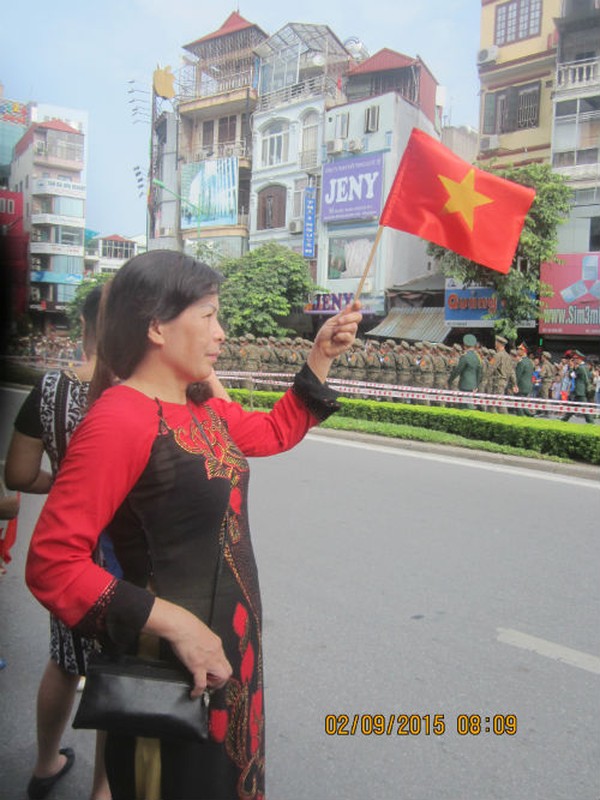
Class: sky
1,0,481,238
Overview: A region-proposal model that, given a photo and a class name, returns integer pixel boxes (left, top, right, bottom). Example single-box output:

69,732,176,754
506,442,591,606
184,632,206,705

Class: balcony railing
188,139,251,162
257,74,336,112
556,57,600,92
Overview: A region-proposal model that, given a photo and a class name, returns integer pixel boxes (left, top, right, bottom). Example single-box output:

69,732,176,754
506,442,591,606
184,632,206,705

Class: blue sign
303,186,317,258
31,271,83,285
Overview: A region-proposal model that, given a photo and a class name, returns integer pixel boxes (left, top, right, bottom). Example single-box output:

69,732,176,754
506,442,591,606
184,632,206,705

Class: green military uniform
449,334,482,409
514,345,534,416
561,354,594,423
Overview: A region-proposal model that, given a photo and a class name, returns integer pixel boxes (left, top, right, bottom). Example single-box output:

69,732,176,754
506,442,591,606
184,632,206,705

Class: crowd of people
216,333,600,415
8,329,600,414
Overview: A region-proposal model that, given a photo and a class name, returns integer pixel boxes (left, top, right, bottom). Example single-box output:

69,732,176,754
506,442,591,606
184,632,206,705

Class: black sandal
27,748,75,799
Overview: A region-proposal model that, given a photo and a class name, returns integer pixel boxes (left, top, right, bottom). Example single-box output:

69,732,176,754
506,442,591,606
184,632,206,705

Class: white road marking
306,433,600,488
497,628,600,675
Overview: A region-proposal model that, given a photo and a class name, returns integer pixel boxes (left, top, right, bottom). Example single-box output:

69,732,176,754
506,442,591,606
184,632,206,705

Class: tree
428,163,572,342
66,273,113,340
218,243,316,337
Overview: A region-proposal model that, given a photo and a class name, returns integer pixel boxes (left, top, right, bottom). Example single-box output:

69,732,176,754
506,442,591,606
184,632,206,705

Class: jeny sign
321,153,383,223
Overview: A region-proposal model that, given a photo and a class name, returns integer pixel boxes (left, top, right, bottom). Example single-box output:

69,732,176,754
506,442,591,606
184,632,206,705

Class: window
482,82,540,134
365,106,380,133
496,0,542,45
202,120,214,152
54,196,84,217
257,185,286,230
261,122,289,167
301,112,319,169
218,115,236,144
590,218,600,251
293,178,308,218
101,239,135,260
58,226,83,247
0,198,4,212
8,199,15,214
553,96,600,169
334,112,349,139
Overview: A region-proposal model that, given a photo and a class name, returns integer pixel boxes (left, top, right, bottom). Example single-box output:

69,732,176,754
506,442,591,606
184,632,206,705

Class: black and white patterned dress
15,369,99,674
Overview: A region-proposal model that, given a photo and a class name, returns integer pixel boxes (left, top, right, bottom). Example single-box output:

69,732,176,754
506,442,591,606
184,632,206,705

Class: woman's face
157,294,225,384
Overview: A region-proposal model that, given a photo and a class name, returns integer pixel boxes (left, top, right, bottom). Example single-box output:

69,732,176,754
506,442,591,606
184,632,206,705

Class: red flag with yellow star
379,128,536,274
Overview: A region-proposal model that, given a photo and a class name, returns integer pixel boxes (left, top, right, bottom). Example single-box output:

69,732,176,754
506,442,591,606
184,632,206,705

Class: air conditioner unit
289,219,304,234
477,45,499,65
326,138,343,154
348,139,363,153
480,134,500,151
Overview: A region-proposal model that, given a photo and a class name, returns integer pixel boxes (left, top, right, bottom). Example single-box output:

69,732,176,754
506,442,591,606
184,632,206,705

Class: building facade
477,0,561,166
10,119,86,332
150,12,268,260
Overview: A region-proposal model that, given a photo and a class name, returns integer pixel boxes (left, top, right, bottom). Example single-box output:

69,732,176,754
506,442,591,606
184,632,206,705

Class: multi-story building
313,48,443,329
10,119,86,332
539,0,600,350
0,84,29,187
553,0,600,251
249,22,351,274
477,0,561,165
151,12,268,258
84,233,138,276
148,17,446,338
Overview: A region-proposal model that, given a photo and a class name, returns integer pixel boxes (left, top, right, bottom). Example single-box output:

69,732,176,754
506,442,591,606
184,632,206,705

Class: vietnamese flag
379,128,536,274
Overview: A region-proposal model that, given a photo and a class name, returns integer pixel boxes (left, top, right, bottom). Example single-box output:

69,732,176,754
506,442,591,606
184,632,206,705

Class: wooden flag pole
354,226,384,303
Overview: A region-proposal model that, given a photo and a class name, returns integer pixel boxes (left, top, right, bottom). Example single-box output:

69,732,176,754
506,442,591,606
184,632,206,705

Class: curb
308,426,600,483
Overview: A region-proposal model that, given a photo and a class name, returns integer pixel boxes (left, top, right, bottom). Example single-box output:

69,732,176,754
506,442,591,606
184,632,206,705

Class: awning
366,307,449,343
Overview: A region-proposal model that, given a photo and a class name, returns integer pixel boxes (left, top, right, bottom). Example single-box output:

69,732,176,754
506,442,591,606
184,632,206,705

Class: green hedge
228,389,600,465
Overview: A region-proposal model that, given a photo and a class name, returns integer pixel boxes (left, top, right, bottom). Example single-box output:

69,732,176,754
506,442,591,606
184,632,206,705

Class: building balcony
257,74,336,112
552,160,600,184
555,57,600,96
187,139,251,162
31,213,85,228
30,242,85,257
32,178,86,198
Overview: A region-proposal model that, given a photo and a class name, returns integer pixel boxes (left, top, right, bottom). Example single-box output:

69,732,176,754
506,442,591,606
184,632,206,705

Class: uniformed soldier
364,339,383,399
416,342,434,405
487,335,516,413
239,333,261,391
449,333,482,409
538,351,556,400
347,341,367,398
514,342,534,416
431,342,448,406
379,340,397,389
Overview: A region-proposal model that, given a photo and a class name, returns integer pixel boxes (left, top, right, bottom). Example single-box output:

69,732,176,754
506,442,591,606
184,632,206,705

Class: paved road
1,386,599,800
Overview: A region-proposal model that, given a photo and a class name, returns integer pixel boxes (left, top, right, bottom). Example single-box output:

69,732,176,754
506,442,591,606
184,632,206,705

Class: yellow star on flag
438,169,494,230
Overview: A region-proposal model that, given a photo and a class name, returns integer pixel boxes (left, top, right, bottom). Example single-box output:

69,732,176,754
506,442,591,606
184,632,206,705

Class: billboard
180,158,238,230
328,234,377,279
540,253,600,336
321,153,383,223
444,278,535,328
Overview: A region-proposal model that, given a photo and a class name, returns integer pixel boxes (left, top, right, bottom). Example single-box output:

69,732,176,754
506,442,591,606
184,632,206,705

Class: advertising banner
444,279,535,328
540,253,600,336
328,234,376,279
302,185,316,258
321,153,383,223
180,158,238,230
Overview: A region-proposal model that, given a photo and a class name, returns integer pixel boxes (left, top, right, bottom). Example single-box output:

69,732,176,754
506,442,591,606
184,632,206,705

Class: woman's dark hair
89,251,222,401
80,286,103,332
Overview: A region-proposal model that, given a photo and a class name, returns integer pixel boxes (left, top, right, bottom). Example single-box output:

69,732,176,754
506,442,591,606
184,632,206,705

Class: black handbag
73,653,210,741
73,501,227,741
